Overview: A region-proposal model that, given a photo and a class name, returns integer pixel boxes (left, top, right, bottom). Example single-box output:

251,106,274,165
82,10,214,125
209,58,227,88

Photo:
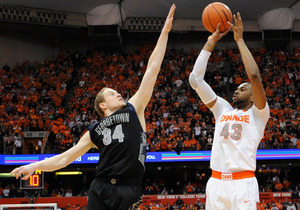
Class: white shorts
206,176,259,210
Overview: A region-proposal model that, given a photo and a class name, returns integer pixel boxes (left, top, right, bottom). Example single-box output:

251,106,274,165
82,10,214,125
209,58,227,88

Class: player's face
103,88,126,112
232,83,252,107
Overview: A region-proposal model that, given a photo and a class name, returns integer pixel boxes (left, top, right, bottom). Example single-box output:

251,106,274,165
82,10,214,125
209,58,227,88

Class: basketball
202,2,233,33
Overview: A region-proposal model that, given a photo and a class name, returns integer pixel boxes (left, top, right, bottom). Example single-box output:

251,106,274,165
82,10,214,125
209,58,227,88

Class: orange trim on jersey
212,170,255,181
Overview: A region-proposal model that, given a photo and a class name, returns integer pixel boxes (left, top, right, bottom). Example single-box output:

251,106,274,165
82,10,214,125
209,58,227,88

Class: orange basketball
202,2,232,33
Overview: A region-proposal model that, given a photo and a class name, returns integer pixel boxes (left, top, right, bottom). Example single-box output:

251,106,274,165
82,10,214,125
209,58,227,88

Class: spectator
286,202,296,210
260,200,267,209
172,203,179,210
290,134,297,149
14,136,22,154
274,179,283,192
186,182,194,194
51,190,57,197
37,139,42,154
169,189,175,195
145,184,154,195
275,199,283,210
42,181,49,196
174,196,184,210
282,178,291,192
175,135,184,155
153,184,160,195
64,189,72,197
3,185,10,198
283,198,290,210
206,134,213,150
9,184,18,198
295,199,300,210
283,133,291,149
292,186,300,201
297,138,300,149
161,187,168,195
153,202,159,208
183,136,192,151
165,202,173,210
0,182,3,198
65,204,71,210
271,203,279,210
272,173,280,185
194,122,201,139
195,199,204,207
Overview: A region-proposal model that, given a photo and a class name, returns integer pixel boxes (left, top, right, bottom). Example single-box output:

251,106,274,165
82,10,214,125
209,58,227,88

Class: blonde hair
94,87,108,117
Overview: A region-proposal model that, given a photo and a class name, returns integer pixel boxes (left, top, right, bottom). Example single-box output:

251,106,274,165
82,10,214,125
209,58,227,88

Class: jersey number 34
102,125,124,145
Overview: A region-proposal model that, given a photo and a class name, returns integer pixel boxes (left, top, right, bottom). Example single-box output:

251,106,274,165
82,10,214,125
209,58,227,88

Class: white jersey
210,96,270,172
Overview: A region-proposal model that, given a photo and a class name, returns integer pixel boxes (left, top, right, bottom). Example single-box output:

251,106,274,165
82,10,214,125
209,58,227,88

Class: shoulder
250,102,270,122
89,122,99,133
210,96,232,115
126,102,136,112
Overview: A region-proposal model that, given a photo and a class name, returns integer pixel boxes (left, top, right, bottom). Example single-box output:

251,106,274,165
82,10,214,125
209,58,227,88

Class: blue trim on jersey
127,102,147,134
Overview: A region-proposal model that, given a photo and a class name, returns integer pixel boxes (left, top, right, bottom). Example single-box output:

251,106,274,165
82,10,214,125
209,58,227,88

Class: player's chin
232,99,239,106
119,100,126,106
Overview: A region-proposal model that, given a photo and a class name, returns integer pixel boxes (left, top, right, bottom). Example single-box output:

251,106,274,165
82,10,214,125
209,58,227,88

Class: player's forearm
203,38,217,53
190,36,216,81
131,29,169,111
236,39,260,79
147,29,169,75
29,154,71,172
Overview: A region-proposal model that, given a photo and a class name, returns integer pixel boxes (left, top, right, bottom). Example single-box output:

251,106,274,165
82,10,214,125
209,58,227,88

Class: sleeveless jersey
89,103,146,183
210,96,270,172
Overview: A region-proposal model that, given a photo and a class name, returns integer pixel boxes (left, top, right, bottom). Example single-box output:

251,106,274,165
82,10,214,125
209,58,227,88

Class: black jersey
89,103,146,184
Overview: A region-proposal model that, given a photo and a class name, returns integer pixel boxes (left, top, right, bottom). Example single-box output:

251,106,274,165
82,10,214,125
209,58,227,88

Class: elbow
189,73,200,90
248,71,261,81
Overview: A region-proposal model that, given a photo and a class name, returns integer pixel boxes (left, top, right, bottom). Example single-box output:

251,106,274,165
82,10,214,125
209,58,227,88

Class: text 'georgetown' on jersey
95,113,130,135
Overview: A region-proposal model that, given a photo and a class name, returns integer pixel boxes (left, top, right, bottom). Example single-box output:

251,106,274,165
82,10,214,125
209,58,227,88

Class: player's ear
250,96,254,102
99,102,107,110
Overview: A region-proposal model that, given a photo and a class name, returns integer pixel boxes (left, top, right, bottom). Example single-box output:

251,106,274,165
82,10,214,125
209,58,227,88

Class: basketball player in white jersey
189,13,270,210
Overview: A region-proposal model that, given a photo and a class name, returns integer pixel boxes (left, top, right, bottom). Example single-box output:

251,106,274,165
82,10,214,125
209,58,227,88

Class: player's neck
235,103,253,111
104,105,125,117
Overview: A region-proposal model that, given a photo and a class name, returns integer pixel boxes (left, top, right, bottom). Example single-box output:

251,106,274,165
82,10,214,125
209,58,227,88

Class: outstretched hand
10,164,36,180
162,4,176,32
228,12,243,42
207,23,230,43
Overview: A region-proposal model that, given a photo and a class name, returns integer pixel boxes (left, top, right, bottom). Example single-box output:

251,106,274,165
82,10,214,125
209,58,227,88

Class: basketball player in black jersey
10,4,176,210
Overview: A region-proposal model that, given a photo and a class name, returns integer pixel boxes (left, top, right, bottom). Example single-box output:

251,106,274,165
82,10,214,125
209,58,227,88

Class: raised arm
228,13,266,109
189,24,229,109
10,132,94,180
129,4,176,116
203,24,229,53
